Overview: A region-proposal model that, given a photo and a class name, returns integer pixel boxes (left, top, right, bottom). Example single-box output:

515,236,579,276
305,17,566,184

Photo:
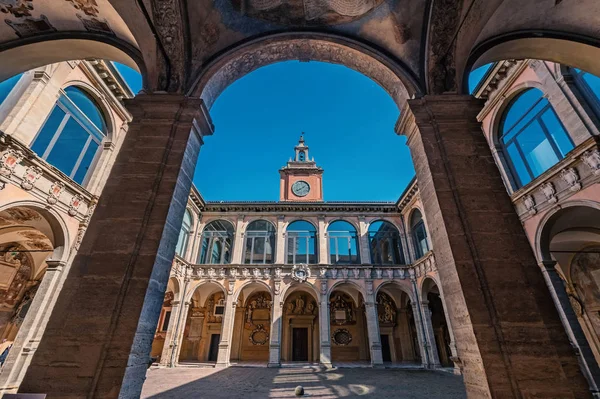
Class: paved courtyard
141,366,467,399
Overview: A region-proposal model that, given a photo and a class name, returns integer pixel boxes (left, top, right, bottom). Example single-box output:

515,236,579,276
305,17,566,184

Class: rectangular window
46,117,89,177
31,106,67,157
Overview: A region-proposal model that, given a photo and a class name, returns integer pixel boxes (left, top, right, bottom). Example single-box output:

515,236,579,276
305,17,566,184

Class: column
268,284,283,367
170,300,191,366
19,94,214,399
364,285,383,366
231,216,245,264
420,300,441,368
0,260,66,395
159,300,181,367
397,95,589,398
357,216,372,264
317,216,328,265
275,216,286,264
410,300,429,368
539,260,600,395
319,280,332,367
216,287,236,368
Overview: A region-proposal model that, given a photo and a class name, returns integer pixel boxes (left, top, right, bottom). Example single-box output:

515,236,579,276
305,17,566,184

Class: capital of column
45,260,66,272
539,260,558,271
124,93,214,142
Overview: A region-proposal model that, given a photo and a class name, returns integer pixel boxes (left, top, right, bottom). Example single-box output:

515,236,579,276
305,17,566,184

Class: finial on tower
299,132,305,144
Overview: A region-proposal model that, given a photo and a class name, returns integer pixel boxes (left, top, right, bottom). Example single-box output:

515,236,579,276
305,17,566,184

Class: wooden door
292,328,308,361
208,334,220,362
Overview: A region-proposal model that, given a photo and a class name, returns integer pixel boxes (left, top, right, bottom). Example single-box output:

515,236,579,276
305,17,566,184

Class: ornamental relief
329,292,354,325
229,0,384,26
285,294,317,316
244,292,271,328
376,292,396,325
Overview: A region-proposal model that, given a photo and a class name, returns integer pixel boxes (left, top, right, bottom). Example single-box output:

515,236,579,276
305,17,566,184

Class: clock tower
279,134,324,201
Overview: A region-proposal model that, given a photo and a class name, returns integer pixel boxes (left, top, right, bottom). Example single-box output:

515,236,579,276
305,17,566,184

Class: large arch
189,32,423,110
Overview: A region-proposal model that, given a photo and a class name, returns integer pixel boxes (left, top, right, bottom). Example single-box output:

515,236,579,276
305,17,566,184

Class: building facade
0,55,600,396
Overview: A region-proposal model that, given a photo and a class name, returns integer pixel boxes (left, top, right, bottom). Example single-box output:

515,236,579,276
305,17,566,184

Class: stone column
231,216,245,264
420,300,441,368
318,216,328,265
0,260,67,395
170,300,191,366
275,216,286,264
268,282,283,367
357,216,372,264
539,260,600,396
364,283,383,366
159,300,181,367
397,95,590,398
216,286,236,368
318,279,332,367
19,94,214,399
410,299,429,368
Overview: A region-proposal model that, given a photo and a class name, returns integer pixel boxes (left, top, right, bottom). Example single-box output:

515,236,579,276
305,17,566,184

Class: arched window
244,220,276,264
368,220,404,265
0,73,22,106
410,210,429,259
570,67,600,119
31,86,107,185
286,220,317,264
198,220,234,264
500,88,574,188
327,220,359,264
299,151,305,161
175,209,192,257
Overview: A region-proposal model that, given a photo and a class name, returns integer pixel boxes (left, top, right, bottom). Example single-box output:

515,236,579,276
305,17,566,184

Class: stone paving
141,366,467,398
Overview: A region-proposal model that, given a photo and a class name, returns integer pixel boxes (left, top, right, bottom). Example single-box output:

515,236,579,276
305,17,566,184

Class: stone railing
0,132,98,248
171,251,437,281
512,136,600,219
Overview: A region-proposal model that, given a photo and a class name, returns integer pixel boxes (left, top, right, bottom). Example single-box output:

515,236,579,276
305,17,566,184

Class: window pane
506,143,531,186
64,86,106,131
502,89,544,134
0,73,22,106
46,118,89,176
582,71,600,104
244,236,254,263
540,109,573,157
72,141,99,184
31,106,66,156
516,121,559,177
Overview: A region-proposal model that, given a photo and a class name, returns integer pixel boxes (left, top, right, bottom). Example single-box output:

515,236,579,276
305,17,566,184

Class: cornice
201,201,398,214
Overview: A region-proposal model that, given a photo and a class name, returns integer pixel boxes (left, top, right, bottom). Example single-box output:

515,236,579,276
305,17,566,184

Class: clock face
292,181,310,197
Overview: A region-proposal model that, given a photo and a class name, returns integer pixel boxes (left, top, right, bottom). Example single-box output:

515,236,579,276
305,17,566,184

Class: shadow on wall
140,367,466,399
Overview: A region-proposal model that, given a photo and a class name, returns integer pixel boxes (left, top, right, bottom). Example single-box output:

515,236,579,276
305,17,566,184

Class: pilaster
318,279,332,367
420,300,441,368
231,215,245,264
216,287,236,368
268,283,283,367
364,281,383,366
317,216,328,265
159,300,181,367
275,215,286,264
357,216,372,264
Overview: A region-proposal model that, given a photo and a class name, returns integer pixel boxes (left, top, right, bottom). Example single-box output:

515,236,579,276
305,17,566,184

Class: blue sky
114,60,497,202
195,61,413,202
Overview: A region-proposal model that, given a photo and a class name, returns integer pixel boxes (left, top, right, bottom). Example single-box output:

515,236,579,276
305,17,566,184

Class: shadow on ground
141,366,467,398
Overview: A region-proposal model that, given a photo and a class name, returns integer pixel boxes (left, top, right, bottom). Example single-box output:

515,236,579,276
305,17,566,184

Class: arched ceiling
1,1,600,97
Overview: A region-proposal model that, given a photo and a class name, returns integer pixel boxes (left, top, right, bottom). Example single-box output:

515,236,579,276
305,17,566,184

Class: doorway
208,334,220,362
292,328,308,361
381,334,392,362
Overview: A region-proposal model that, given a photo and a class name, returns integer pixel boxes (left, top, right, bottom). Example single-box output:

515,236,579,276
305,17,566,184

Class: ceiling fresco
228,0,385,26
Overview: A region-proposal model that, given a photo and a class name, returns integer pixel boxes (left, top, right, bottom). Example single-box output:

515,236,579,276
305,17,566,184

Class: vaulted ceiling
0,0,599,101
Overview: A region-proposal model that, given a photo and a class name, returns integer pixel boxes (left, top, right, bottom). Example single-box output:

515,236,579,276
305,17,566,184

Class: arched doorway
376,283,421,365
230,282,272,364
422,278,453,367
328,283,370,365
179,282,226,364
281,286,319,363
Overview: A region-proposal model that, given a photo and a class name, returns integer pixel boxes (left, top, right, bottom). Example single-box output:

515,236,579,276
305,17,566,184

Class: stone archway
421,278,452,367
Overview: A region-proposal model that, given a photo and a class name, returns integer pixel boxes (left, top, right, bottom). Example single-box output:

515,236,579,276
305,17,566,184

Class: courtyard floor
141,366,467,399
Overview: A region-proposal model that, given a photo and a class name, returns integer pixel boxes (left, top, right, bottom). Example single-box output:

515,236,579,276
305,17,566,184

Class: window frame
499,89,574,188
571,67,600,121
285,220,318,265
197,220,235,265
30,86,107,185
327,220,360,265
244,220,276,265
368,220,404,265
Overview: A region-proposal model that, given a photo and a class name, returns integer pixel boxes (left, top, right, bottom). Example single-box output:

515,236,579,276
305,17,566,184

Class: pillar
319,280,332,367
159,300,181,367
268,285,283,367
216,288,236,368
275,216,286,264
19,94,214,399
397,95,590,398
170,300,191,365
357,216,372,264
420,300,441,368
231,216,245,264
410,299,429,368
539,260,600,396
364,285,383,366
317,216,328,265
0,260,67,395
